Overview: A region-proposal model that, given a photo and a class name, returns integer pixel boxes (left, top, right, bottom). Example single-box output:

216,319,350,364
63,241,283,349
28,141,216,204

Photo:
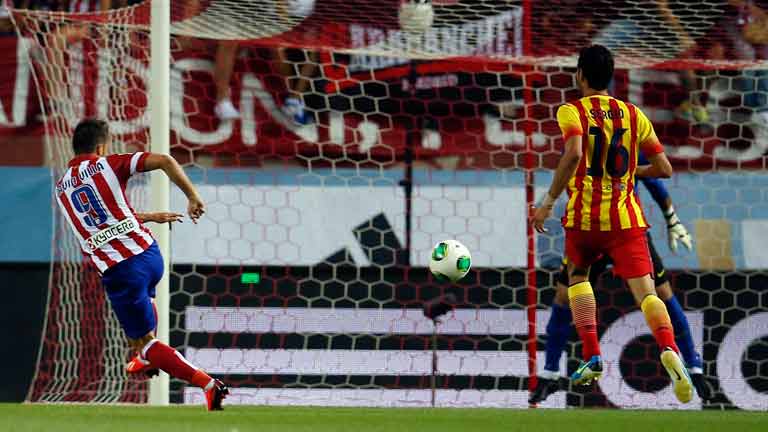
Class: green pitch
0,404,764,432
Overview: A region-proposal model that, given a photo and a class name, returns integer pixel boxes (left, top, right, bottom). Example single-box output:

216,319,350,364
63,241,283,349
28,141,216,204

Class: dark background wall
0,263,48,402
2,262,766,407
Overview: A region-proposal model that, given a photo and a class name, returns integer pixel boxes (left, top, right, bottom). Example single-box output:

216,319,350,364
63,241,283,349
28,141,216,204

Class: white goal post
148,0,171,406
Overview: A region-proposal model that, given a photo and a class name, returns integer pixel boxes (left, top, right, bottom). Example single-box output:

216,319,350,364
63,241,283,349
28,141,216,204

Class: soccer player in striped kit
529,162,712,405
55,119,228,410
532,45,694,403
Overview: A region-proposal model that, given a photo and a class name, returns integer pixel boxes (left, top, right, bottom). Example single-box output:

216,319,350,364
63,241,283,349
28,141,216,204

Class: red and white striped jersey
55,152,155,273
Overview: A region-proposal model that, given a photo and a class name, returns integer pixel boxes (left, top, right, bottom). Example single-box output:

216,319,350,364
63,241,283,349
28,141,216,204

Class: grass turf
0,404,764,432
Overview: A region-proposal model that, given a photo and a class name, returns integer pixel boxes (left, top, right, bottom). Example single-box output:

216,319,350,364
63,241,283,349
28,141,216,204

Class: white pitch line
184,387,567,409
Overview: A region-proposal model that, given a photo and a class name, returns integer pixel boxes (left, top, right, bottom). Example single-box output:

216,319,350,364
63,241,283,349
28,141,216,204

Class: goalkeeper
529,157,712,404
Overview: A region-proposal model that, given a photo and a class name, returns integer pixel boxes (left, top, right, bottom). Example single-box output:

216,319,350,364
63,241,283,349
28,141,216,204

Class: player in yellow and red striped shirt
532,45,693,404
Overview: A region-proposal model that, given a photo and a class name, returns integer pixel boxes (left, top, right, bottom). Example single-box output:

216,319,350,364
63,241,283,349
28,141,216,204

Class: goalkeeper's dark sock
143,339,214,389
665,296,702,369
641,295,679,353
568,282,600,359
544,303,572,372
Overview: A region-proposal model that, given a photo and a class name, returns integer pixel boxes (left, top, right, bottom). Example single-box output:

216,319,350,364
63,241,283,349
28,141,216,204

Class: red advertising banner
0,31,765,168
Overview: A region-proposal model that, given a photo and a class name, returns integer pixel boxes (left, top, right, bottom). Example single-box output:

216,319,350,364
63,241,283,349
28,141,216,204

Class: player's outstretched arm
635,152,672,179
639,176,693,253
639,176,671,210
143,154,206,223
532,135,582,233
637,154,671,209
136,212,184,224
634,108,672,179
664,205,693,253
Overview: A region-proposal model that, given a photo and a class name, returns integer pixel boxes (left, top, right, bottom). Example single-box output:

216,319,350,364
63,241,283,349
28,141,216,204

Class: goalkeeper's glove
664,205,693,253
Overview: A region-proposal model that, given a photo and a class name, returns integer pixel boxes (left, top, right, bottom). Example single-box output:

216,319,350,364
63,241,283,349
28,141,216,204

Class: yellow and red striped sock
640,294,679,352
568,281,601,360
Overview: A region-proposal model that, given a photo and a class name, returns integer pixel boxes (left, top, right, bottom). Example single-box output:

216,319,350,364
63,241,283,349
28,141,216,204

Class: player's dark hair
577,45,614,91
72,119,109,154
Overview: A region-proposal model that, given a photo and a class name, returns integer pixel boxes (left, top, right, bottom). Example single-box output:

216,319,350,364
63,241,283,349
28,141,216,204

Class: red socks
568,281,601,359
640,295,680,353
652,327,678,353
143,340,213,389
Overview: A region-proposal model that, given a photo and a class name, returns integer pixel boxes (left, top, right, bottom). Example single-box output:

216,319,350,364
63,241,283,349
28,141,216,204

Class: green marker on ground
240,272,260,284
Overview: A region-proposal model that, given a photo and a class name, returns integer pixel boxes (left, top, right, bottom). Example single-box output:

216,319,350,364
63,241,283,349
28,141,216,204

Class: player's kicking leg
560,230,603,386
530,258,610,404
129,334,229,410
647,235,713,401
655,281,711,401
126,301,159,377
628,275,693,403
612,230,693,404
566,260,603,386
103,242,229,410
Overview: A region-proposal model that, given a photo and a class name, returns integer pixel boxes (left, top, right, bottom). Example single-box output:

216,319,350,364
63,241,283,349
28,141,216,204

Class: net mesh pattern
11,0,768,409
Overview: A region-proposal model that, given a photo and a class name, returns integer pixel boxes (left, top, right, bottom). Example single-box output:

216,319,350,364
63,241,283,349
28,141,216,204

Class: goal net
11,0,768,409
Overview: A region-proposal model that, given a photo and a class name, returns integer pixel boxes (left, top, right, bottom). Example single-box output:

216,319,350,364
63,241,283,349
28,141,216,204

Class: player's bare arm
635,152,673,178
634,110,672,179
136,212,184,224
532,135,582,233
143,154,206,223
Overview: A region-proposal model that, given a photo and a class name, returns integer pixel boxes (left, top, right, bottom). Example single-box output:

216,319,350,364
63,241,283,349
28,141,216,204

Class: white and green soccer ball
429,240,472,282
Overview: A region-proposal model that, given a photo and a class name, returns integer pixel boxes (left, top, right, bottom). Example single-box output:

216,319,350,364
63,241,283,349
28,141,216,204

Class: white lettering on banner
347,10,522,72
329,111,345,145
0,38,31,127
401,74,458,92
171,58,234,145
240,73,319,145
58,42,86,129
184,388,566,409
598,310,704,410
327,112,412,152
357,120,380,152
239,73,261,146
483,115,548,148
716,312,768,411
96,48,148,136
422,128,441,150
3,29,763,164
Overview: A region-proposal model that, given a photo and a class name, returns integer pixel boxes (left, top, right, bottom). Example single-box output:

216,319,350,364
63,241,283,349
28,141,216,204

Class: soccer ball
429,240,472,282
285,0,315,18
398,0,434,34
